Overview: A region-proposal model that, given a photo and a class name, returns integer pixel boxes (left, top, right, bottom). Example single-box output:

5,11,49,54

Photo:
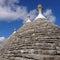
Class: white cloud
43,9,56,23
0,0,19,5
0,6,28,21
8,0,19,4
48,16,56,23
0,0,5,5
0,0,37,22
0,0,24,21
0,37,5,42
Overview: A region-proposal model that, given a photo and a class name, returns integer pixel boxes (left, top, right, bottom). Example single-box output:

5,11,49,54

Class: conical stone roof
0,18,60,60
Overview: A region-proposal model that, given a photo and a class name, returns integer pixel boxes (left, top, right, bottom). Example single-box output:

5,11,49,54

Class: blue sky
0,0,60,43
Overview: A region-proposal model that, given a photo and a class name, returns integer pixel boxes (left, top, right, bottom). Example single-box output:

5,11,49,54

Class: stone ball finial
37,4,42,14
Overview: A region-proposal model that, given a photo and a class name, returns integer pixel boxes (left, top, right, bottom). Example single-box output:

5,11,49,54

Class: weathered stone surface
0,18,60,60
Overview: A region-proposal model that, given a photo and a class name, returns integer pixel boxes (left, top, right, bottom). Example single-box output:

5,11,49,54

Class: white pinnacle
26,16,31,23
35,4,46,20
13,28,16,34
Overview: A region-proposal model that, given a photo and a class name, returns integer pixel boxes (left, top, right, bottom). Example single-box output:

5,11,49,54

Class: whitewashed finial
13,28,16,34
26,16,31,22
35,4,46,20
37,4,42,14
